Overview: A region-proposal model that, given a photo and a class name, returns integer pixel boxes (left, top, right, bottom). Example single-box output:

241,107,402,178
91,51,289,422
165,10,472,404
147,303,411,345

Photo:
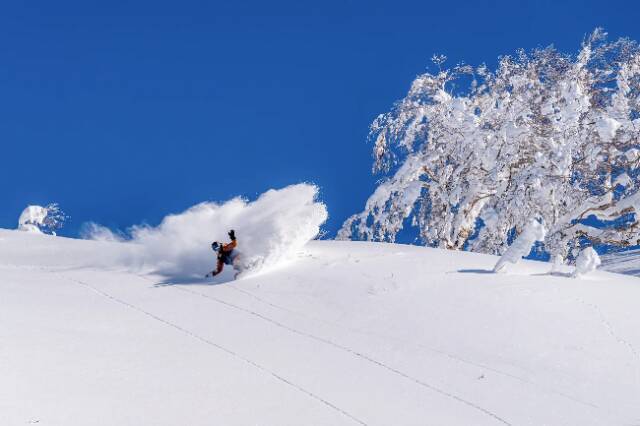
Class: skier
207,230,238,277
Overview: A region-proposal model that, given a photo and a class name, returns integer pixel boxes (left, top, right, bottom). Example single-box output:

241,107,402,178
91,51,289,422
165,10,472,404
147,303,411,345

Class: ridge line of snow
60,274,367,426
163,280,512,426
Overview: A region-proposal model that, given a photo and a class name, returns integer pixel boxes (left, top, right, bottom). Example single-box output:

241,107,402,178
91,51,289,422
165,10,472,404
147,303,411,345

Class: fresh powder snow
2,227,640,425
82,184,328,279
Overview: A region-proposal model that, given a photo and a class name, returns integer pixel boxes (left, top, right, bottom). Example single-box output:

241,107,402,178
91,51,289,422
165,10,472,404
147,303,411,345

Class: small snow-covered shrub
494,219,547,273
18,203,68,235
573,247,601,278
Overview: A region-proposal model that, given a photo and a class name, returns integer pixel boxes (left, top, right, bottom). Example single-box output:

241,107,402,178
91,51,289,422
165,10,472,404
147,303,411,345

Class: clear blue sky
1,0,638,237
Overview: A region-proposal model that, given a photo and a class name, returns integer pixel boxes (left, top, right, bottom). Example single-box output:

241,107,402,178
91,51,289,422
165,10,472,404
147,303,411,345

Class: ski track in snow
6,263,613,422
145,277,512,426
222,282,603,412
60,274,367,426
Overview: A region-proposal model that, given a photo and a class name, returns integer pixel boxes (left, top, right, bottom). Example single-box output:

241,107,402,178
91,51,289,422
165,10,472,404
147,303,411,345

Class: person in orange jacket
207,230,238,277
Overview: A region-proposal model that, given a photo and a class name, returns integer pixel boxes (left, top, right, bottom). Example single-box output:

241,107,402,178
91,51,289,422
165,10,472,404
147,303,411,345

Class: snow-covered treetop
340,29,640,261
18,203,68,235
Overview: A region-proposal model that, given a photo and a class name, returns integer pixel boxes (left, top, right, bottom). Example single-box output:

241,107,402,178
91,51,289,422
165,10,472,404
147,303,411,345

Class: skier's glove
211,242,219,251
228,230,236,241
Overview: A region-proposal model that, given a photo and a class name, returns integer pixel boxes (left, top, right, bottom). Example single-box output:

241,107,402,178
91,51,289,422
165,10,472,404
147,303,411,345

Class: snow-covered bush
18,206,48,233
340,29,640,263
573,247,601,277
494,219,546,272
18,204,68,235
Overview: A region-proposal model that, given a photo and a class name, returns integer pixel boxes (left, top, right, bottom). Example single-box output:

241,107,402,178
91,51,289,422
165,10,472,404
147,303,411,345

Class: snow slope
2,229,640,425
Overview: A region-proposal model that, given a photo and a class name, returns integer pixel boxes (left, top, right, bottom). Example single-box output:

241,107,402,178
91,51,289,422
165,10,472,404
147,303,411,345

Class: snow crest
83,184,328,278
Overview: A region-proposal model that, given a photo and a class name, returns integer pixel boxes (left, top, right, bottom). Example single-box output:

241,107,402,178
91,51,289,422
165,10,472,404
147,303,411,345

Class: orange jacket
222,239,237,252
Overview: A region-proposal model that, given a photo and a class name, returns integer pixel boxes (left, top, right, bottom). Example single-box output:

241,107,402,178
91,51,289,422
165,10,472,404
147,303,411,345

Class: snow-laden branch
341,29,640,262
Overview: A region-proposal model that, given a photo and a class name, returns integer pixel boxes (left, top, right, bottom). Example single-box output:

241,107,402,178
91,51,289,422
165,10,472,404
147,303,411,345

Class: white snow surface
2,229,640,425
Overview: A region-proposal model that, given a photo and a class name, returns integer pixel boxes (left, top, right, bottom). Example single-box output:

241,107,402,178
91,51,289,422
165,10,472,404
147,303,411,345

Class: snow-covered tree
339,29,640,262
18,203,68,235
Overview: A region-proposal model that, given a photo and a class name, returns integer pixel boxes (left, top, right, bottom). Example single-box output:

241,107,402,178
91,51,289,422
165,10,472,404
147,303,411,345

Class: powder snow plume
83,184,328,279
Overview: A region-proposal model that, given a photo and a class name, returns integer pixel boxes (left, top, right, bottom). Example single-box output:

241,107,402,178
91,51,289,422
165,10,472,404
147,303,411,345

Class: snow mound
83,184,328,278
